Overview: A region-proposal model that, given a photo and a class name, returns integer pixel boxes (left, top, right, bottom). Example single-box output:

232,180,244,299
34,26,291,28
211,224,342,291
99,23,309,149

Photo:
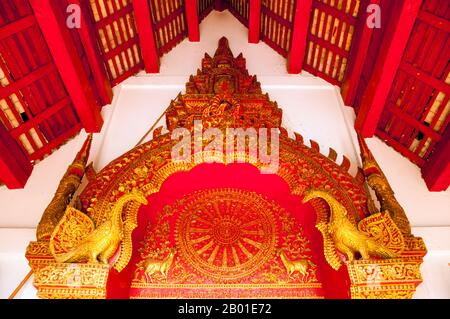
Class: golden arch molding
26,37,426,299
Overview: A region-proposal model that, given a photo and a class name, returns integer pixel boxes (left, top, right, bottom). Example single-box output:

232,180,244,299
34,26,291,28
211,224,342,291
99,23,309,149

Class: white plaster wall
0,10,448,299
0,229,37,299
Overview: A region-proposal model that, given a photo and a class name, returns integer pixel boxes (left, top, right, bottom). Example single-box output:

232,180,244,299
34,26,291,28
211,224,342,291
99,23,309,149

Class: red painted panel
373,0,449,176
422,127,450,191
248,0,261,43
0,0,82,166
30,0,103,132
288,0,313,73
132,0,160,73
0,123,33,189
355,0,423,137
69,0,113,105
341,0,379,106
353,0,395,113
186,0,200,41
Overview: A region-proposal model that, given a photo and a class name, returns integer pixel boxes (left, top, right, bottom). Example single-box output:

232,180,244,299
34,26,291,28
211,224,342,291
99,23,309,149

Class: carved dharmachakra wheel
175,189,279,281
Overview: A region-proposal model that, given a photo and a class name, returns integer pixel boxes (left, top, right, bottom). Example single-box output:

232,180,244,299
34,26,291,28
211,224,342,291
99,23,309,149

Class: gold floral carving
82,133,366,233
347,258,423,299
131,283,324,299
404,236,427,253
36,175,82,241
26,241,50,256
358,212,405,254
49,206,95,256
33,263,109,299
350,287,416,299
25,241,53,273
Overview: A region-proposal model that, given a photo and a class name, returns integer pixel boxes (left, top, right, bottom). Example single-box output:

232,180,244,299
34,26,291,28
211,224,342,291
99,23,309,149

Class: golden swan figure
49,190,148,264
303,190,397,269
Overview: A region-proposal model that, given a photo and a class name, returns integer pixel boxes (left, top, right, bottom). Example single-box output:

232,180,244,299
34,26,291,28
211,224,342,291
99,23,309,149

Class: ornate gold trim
358,212,405,253
33,263,110,299
309,199,342,271
114,199,143,272
347,257,423,299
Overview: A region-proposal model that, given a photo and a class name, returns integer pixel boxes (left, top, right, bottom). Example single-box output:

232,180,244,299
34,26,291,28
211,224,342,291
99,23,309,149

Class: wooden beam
0,63,55,100
9,98,71,138
341,0,379,106
399,61,450,96
185,0,200,42
96,6,134,28
131,0,160,73
29,124,82,161
0,15,36,41
0,124,33,189
355,0,423,137
29,0,103,133
314,1,357,24
376,129,425,166
417,10,450,33
70,0,113,105
215,0,226,12
287,0,313,74
248,0,261,43
422,127,450,192
385,105,442,142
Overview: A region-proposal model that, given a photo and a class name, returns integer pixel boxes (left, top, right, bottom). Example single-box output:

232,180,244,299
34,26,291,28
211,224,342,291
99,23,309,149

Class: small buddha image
214,75,235,94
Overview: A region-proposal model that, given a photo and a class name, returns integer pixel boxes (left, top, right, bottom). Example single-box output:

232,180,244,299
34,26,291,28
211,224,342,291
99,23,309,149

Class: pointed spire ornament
36,134,93,240
357,133,411,235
